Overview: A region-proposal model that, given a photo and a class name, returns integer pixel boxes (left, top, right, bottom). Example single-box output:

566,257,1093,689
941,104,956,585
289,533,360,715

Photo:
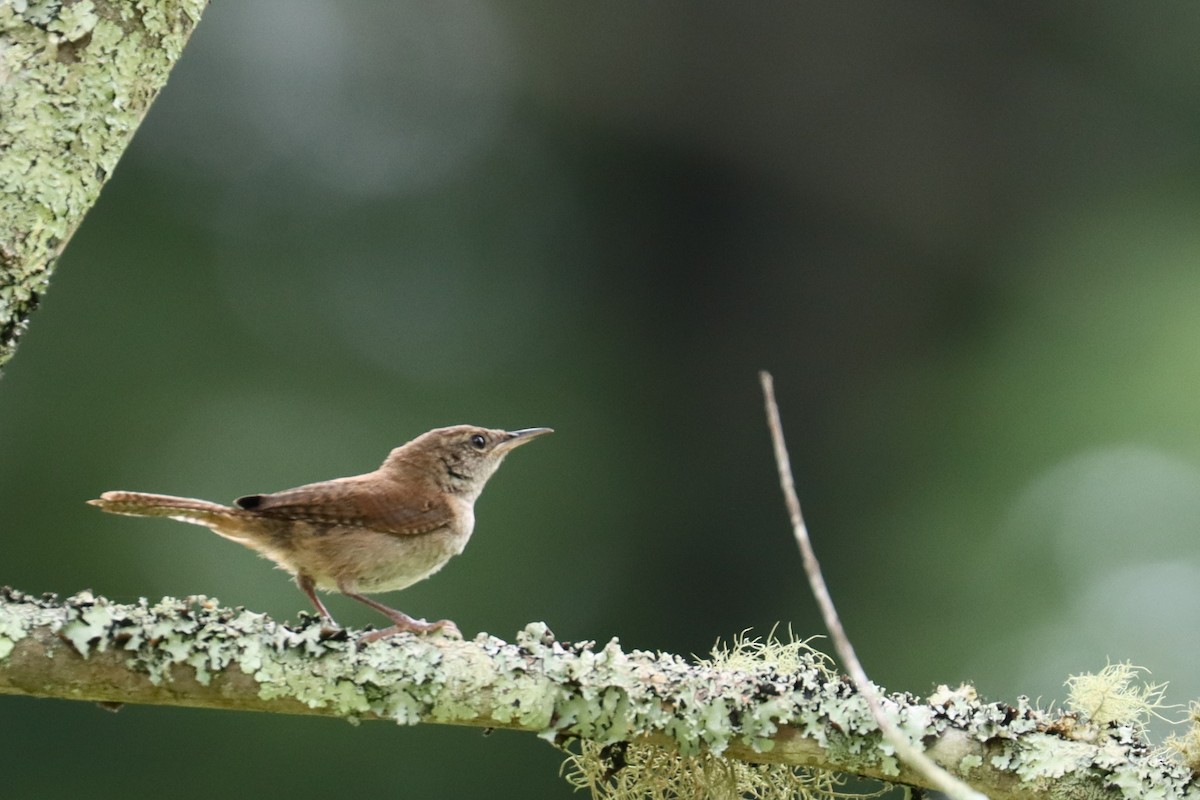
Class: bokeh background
5,2,1200,797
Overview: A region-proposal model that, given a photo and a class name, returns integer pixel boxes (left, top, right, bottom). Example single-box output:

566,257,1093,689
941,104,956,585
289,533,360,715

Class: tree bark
0,0,208,370
0,587,1193,800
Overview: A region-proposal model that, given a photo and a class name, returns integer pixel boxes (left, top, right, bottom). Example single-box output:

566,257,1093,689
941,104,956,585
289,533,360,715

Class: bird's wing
234,475,453,536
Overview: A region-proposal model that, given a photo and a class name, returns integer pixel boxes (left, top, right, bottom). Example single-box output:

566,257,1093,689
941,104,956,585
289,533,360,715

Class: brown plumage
90,425,552,640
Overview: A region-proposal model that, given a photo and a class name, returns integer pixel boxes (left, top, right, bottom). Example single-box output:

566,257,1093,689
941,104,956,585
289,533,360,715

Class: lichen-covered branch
0,0,208,369
0,588,1194,800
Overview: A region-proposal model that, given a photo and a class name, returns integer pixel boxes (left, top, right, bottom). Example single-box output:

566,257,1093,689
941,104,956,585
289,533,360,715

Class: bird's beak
499,427,554,451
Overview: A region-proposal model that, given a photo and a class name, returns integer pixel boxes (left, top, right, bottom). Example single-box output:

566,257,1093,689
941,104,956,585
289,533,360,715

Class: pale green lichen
958,753,983,772
1165,701,1200,773
4,590,1200,799
46,0,99,41
0,0,208,367
560,631,872,800
60,599,120,656
1010,733,1099,781
977,683,1196,800
560,738,866,800
1066,662,1174,736
0,598,32,658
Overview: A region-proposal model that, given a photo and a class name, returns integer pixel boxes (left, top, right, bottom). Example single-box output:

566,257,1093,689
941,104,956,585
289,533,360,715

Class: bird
89,425,552,641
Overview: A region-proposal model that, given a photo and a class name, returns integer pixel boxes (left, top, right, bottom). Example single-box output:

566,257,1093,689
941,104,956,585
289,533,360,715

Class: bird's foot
293,609,344,640
359,617,461,643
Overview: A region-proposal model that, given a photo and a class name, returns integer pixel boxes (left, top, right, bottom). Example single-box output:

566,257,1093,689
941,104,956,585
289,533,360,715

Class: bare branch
759,370,988,800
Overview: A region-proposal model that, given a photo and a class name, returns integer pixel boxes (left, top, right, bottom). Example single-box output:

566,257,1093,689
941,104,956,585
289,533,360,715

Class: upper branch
0,0,208,369
0,588,1192,800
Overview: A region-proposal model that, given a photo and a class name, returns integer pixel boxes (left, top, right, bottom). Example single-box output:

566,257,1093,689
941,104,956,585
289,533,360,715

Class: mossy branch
0,0,208,369
0,588,1194,800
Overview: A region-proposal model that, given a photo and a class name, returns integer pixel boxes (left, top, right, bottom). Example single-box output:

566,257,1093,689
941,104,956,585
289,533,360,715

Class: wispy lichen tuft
560,628,874,800
1166,702,1200,775
560,738,872,800
1065,661,1174,736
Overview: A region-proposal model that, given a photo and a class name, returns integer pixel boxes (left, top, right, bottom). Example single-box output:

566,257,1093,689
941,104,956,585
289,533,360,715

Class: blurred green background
5,2,1200,797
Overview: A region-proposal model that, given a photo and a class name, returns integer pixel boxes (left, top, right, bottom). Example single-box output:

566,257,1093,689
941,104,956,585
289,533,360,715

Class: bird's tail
89,491,245,529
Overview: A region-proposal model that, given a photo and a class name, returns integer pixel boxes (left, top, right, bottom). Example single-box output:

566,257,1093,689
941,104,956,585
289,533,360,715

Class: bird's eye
470,434,487,450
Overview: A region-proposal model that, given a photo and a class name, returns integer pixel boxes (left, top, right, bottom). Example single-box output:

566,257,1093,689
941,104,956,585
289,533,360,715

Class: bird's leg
296,573,339,634
339,584,461,642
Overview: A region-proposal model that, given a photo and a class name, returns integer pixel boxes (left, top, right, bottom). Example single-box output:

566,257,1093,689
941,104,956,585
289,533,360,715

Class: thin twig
759,371,988,800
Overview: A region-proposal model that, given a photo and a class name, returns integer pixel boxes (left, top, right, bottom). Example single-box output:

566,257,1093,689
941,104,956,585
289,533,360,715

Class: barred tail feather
89,491,240,528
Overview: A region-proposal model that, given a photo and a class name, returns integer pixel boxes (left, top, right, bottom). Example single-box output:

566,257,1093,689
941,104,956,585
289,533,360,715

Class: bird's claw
359,618,462,644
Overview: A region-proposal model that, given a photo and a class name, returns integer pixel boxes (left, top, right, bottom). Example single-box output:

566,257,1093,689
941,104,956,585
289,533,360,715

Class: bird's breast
298,522,474,594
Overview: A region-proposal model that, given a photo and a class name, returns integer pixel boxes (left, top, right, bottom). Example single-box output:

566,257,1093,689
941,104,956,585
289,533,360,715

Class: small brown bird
90,425,552,641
